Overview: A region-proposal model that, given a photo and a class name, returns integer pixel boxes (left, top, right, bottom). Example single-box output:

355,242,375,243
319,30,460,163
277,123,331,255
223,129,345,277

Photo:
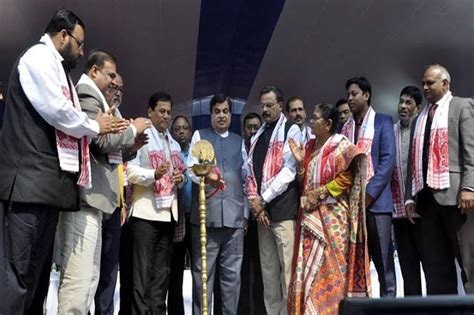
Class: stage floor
45,252,466,314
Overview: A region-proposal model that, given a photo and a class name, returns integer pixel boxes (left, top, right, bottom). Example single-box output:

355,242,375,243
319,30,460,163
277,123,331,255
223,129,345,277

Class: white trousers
258,219,296,315
57,207,103,315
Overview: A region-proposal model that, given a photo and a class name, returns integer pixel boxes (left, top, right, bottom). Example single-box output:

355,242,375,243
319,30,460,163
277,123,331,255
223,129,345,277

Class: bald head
422,64,451,104
425,64,451,83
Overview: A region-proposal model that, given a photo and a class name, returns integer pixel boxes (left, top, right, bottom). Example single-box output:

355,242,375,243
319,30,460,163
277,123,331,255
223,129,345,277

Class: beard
61,42,79,70
111,96,122,107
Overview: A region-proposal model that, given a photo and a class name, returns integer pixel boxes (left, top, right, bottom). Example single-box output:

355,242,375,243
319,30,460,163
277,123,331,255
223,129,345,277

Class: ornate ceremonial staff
191,140,215,314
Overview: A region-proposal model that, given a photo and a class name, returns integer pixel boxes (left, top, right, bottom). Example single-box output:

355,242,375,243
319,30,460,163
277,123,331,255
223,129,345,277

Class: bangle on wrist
318,186,327,200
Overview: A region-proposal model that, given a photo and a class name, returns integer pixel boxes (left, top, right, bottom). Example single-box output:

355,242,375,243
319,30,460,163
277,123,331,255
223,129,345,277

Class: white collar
77,74,111,111
215,129,229,138
40,33,64,63
434,91,452,107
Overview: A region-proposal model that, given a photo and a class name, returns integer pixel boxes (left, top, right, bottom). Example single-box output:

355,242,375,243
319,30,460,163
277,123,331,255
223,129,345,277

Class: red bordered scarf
56,83,91,188
341,107,376,181
104,107,123,165
147,127,186,209
411,92,451,195
391,122,405,218
305,134,352,190
246,113,286,198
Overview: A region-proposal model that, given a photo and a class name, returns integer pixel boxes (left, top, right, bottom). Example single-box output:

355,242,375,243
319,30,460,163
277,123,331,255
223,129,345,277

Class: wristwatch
259,198,267,209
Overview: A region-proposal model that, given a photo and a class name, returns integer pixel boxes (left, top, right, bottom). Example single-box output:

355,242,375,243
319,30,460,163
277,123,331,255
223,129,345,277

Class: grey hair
426,64,451,83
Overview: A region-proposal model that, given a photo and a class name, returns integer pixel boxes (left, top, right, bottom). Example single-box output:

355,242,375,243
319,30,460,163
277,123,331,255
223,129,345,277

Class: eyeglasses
113,85,125,95
115,86,125,95
108,83,124,95
66,30,84,49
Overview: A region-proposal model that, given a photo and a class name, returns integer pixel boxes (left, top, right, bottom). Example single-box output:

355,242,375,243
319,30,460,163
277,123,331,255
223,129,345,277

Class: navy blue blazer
365,113,396,213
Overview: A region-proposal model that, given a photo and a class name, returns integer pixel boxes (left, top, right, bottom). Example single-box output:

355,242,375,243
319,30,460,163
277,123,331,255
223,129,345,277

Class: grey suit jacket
405,96,474,206
77,83,136,214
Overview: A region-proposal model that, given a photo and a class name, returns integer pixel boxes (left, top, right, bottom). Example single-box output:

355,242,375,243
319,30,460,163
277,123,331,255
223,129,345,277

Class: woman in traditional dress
287,103,371,314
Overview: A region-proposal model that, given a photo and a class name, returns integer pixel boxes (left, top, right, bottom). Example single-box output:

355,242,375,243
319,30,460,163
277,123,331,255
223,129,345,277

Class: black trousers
213,263,222,315
168,215,192,315
94,207,121,315
131,218,174,315
27,240,54,315
393,217,424,296
119,219,133,315
366,211,397,297
0,201,59,315
237,219,266,315
417,188,466,294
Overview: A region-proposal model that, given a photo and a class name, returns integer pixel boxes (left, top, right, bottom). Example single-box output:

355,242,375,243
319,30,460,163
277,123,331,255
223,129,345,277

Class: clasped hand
250,196,270,227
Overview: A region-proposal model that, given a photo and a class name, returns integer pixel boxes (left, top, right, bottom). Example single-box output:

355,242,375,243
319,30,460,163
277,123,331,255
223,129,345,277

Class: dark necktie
422,103,438,184
428,103,438,122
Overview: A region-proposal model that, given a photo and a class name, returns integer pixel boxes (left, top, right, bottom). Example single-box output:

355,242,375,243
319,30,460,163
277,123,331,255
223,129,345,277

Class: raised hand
288,138,305,164
96,106,130,134
131,117,152,134
131,133,149,153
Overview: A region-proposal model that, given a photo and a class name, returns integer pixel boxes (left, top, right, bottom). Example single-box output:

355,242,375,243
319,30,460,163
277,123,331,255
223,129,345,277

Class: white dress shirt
256,123,301,204
18,34,99,138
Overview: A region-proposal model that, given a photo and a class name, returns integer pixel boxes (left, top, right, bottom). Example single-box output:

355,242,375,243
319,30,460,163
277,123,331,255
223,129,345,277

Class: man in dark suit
342,76,396,297
405,64,474,294
57,50,149,313
0,10,125,314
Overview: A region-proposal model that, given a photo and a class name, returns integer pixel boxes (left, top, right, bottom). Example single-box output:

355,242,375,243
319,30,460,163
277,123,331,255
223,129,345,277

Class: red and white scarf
391,122,405,218
106,109,123,165
246,113,286,197
411,92,451,195
56,83,91,188
341,107,376,181
147,127,186,209
306,134,353,190
105,102,123,165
